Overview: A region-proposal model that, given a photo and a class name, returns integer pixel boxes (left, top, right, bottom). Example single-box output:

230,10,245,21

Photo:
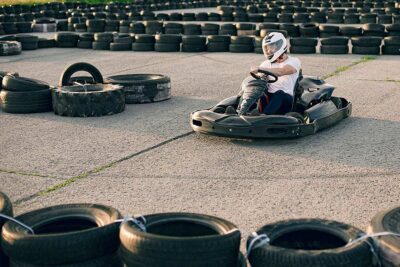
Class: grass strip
322,55,376,80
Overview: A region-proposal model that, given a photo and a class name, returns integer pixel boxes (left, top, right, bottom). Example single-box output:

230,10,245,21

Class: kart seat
291,69,303,111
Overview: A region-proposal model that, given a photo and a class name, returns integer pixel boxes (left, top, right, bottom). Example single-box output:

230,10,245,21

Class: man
229,32,302,115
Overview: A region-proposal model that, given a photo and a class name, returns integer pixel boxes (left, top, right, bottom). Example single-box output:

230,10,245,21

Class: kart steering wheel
250,69,278,83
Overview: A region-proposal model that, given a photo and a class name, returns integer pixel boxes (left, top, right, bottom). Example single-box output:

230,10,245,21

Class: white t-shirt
259,56,301,96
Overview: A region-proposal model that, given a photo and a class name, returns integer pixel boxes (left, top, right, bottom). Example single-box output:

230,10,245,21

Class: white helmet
262,32,288,63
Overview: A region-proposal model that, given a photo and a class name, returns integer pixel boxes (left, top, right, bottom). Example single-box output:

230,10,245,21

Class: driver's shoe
225,106,237,115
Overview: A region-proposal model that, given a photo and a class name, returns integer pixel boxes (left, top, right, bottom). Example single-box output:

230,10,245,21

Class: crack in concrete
322,56,376,80
13,131,195,206
354,78,400,83
0,169,62,180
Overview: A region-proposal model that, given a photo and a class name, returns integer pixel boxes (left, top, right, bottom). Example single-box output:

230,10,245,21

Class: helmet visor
263,39,284,60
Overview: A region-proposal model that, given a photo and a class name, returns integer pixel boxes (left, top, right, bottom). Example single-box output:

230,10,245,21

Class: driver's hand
250,66,259,73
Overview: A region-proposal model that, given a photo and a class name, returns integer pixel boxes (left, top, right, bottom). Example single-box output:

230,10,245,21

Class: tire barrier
0,192,399,267
0,192,13,267
119,212,242,267
351,36,382,55
367,206,400,267
1,203,123,266
0,75,52,114
247,219,374,267
320,36,350,54
155,33,182,52
289,37,318,54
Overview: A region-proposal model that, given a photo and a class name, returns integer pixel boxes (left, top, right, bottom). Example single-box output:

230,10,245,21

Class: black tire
105,74,171,104
132,43,154,51
384,36,400,46
0,89,52,113
52,84,125,117
229,44,254,53
59,62,104,86
0,41,22,56
119,212,241,267
351,37,382,47
155,34,182,43
182,35,207,45
382,45,400,55
113,36,133,44
38,38,55,48
319,25,340,34
181,44,206,52
155,43,180,52
1,204,122,265
20,42,38,51
352,46,381,55
134,34,155,44
92,41,110,50
79,33,94,42
247,219,373,267
289,37,318,47
230,36,253,45
2,75,49,92
367,206,400,266
77,41,93,49
340,26,362,37
320,37,349,46
94,32,114,42
9,252,123,267
299,23,319,37
207,35,230,43
362,23,385,32
55,33,79,47
0,192,13,267
110,43,131,51
290,46,316,54
321,45,349,54
207,42,229,52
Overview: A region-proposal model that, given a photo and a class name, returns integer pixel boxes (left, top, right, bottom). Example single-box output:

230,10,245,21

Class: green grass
322,55,376,80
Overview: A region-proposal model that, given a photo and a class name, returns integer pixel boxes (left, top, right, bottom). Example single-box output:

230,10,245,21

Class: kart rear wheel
285,112,304,123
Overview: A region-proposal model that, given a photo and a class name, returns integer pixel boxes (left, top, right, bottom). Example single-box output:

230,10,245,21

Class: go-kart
190,69,352,139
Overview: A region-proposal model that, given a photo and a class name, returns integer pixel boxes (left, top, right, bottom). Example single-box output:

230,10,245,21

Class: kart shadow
230,116,400,172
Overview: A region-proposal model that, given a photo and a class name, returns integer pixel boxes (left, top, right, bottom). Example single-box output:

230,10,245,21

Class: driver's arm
258,64,297,77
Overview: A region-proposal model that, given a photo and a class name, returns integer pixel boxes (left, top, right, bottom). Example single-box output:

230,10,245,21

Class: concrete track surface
1,40,400,250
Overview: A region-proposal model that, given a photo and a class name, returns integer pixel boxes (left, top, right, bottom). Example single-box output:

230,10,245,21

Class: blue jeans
259,90,293,115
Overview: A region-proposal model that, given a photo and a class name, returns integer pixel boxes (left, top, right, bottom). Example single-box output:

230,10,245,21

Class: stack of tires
0,74,52,114
86,19,105,33
351,36,382,55
38,38,55,49
93,32,114,50
132,34,155,51
229,36,254,53
32,18,57,32
53,62,125,117
382,36,400,55
16,22,32,33
279,23,300,37
0,41,22,56
0,192,13,267
119,213,242,267
119,20,130,33
289,37,318,54
105,73,171,104
207,35,230,52
144,21,164,34
164,23,183,34
130,22,145,34
55,33,79,48
181,35,206,52
105,19,119,32
253,37,263,54
219,23,237,35
77,33,94,49
155,34,181,52
362,23,386,37
320,37,349,54
201,23,219,35
236,23,257,36
387,24,400,36
183,24,201,35
340,26,362,37
299,23,319,37
15,35,38,51
1,204,123,267
110,34,133,51
319,25,340,38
